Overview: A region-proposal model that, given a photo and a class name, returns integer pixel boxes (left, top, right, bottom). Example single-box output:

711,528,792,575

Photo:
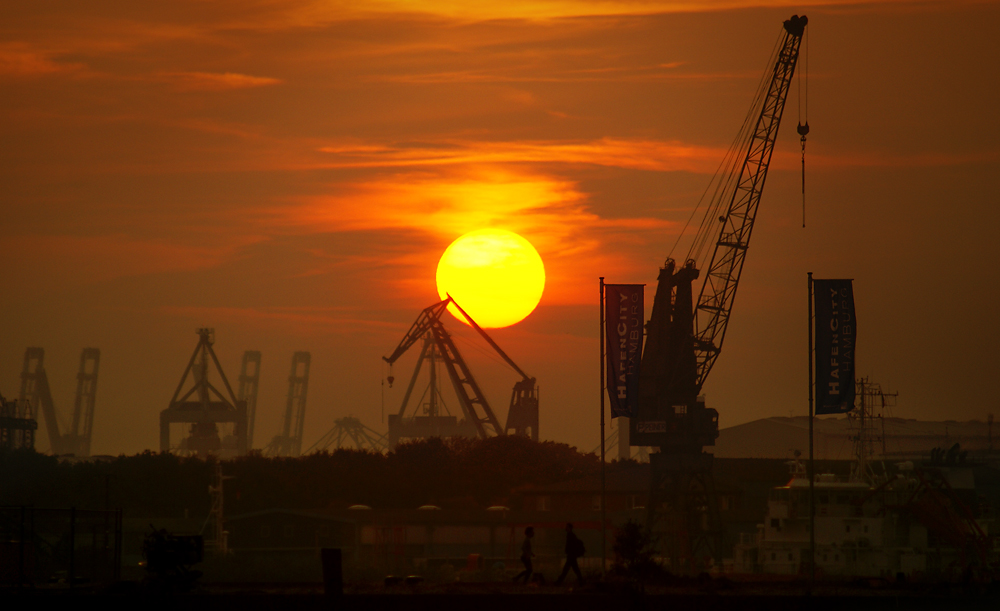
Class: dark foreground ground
6,581,1000,610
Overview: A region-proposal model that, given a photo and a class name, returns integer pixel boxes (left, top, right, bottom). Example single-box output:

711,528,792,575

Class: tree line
0,436,612,518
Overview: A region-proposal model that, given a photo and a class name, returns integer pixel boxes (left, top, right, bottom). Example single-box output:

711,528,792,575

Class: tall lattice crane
632,15,808,570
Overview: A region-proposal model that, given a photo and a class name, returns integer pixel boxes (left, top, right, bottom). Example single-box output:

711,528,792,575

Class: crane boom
383,300,452,367
693,15,807,388
448,297,532,382
447,298,540,440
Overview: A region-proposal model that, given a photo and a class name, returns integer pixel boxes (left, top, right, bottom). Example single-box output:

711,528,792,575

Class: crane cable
797,25,809,227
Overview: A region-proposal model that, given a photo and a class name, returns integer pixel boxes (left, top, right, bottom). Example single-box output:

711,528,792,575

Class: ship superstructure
735,384,997,580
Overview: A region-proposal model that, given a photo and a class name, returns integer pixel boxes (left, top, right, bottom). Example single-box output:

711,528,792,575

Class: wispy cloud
261,165,675,304
365,62,735,84
277,0,922,23
0,234,259,293
0,43,84,77
159,71,282,91
317,138,727,173
273,167,595,237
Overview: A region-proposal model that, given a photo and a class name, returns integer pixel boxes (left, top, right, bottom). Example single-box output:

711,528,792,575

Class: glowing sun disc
436,229,545,328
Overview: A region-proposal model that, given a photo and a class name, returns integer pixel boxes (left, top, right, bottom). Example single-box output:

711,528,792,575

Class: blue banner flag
814,279,856,415
605,284,644,418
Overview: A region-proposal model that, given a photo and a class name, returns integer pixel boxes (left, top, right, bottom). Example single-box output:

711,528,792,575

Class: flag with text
605,284,644,418
814,279,856,415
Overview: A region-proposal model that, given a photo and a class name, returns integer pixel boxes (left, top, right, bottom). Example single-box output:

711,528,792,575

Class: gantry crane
632,15,808,570
160,329,248,457
383,297,539,448
18,347,100,456
237,350,262,450
265,351,311,457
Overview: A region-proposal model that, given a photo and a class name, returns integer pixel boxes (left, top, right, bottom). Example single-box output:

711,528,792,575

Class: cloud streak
0,43,84,77
0,234,258,294
262,164,676,304
256,0,937,24
317,138,727,173
159,71,283,91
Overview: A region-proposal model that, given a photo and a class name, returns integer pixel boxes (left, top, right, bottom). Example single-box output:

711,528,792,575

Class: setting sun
436,229,546,328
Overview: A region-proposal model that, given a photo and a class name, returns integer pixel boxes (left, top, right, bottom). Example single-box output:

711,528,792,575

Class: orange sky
3,1,999,456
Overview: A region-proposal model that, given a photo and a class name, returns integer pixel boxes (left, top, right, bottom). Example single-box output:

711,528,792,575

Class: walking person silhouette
513,527,535,584
555,523,584,585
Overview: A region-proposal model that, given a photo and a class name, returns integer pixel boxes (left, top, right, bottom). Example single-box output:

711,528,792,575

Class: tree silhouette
0,437,601,516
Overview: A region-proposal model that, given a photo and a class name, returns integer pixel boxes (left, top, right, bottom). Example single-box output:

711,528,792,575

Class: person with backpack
555,522,584,585
513,526,535,584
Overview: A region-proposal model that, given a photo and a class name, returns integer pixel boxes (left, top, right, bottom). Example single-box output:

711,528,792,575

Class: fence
0,506,122,589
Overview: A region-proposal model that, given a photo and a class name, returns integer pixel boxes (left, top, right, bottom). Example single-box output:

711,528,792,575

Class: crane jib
692,16,807,389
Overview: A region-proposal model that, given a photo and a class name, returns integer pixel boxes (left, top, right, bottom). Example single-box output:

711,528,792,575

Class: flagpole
599,277,607,575
807,271,815,586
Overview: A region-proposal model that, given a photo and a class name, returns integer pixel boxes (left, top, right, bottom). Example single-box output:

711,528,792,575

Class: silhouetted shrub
611,520,663,581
